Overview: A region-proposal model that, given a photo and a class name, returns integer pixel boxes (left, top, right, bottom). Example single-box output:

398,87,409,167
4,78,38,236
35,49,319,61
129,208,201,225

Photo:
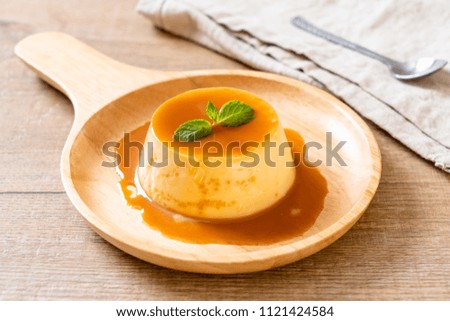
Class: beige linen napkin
138,0,450,173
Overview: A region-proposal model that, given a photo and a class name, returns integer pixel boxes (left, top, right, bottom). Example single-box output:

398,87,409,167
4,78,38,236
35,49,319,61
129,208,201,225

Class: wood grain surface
1,0,449,299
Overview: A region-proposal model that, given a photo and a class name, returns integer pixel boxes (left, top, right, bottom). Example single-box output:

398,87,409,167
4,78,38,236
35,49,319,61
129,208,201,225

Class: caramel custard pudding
115,87,328,245
139,87,295,220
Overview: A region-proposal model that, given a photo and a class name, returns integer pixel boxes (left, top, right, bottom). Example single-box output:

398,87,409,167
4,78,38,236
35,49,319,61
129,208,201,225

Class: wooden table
1,0,449,300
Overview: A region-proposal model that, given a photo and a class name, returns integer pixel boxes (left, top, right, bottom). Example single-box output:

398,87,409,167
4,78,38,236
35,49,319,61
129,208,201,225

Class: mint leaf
173,119,212,142
172,99,255,141
217,100,255,127
205,101,220,123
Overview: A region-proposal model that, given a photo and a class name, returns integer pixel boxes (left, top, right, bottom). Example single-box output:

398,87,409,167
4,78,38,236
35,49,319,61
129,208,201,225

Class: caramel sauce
116,123,328,245
151,87,279,155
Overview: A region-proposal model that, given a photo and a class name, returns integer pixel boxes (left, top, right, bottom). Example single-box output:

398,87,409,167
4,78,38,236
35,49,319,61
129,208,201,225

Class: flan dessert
138,87,296,221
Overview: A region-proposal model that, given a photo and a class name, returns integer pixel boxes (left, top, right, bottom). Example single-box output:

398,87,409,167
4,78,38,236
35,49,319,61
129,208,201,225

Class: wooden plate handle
14,32,170,127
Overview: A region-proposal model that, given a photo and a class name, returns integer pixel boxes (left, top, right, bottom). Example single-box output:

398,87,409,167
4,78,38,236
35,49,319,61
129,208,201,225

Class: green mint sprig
173,100,255,142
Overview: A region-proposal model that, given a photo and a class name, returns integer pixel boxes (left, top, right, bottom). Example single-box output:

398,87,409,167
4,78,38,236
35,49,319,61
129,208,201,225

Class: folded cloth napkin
138,0,450,173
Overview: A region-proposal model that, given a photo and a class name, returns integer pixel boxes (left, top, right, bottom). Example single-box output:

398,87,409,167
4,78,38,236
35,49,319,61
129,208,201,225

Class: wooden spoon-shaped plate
15,33,381,274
